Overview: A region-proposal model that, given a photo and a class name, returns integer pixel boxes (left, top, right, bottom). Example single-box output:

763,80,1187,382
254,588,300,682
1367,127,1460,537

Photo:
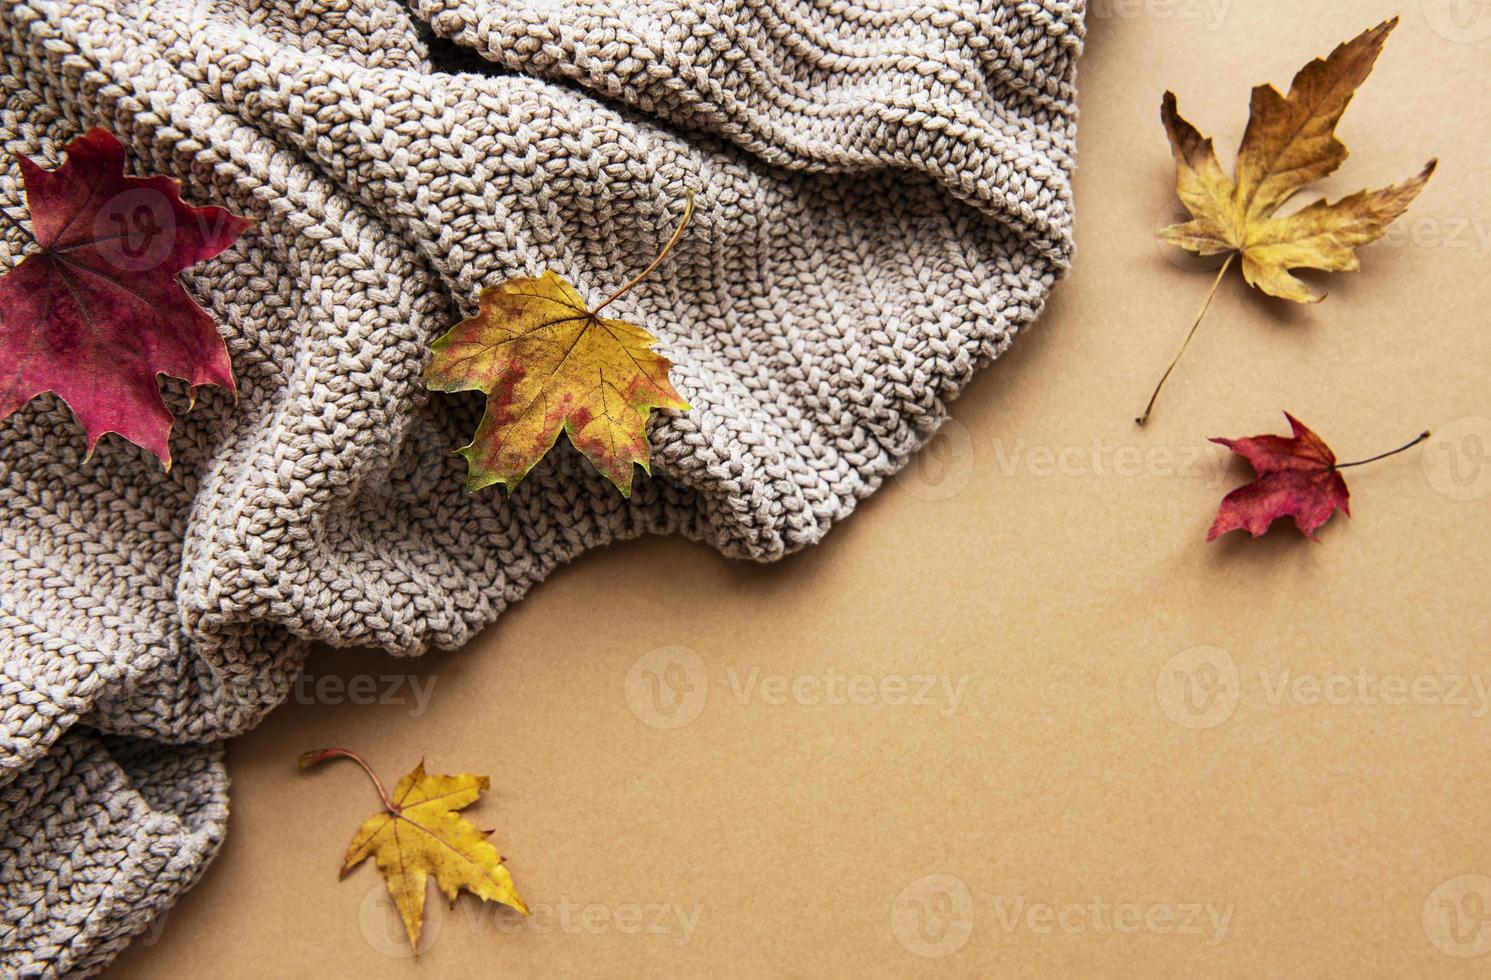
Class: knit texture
0,0,1083,973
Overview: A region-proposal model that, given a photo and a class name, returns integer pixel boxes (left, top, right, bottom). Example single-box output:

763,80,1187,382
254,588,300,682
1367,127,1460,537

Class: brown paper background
107,2,1491,975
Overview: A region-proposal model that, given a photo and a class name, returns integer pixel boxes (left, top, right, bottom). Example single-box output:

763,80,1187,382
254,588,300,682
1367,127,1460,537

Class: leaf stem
1136,253,1235,427
592,190,695,315
1333,430,1431,470
299,747,396,812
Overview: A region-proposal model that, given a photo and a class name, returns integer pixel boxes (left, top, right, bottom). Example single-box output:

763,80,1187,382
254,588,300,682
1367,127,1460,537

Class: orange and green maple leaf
425,196,694,496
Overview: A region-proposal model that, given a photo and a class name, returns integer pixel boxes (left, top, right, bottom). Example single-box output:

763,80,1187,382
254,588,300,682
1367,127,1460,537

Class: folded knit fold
0,0,1082,973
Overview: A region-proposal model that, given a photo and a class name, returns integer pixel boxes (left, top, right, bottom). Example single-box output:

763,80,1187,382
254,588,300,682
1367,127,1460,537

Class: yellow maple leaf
1141,18,1436,425
425,195,694,496
300,748,528,954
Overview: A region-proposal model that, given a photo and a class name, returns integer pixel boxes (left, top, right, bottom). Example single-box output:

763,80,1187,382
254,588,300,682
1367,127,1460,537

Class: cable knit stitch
0,0,1083,973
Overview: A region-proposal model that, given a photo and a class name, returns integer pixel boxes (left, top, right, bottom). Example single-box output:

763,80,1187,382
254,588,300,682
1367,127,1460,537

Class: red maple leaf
1208,413,1429,542
1209,414,1349,542
0,128,251,467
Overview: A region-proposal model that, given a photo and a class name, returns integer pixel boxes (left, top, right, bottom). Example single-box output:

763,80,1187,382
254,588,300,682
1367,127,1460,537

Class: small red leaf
0,128,251,466
1208,413,1351,542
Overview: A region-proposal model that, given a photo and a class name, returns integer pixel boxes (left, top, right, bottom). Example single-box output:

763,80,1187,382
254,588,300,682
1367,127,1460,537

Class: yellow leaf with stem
425,194,694,495
1140,18,1436,425
300,748,528,954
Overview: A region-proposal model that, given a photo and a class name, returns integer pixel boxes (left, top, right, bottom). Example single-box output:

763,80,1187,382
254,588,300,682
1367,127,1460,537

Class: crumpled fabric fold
0,0,1082,973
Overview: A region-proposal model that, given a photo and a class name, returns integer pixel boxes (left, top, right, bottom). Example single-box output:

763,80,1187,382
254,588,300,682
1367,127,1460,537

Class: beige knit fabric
0,0,1082,973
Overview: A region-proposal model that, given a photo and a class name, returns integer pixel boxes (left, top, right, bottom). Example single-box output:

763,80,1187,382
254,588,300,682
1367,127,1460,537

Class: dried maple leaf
1139,19,1436,425
425,194,694,496
0,128,252,466
300,748,528,954
1208,412,1429,542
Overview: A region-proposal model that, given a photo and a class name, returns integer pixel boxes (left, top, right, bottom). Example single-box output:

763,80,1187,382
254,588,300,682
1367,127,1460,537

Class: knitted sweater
0,0,1083,973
